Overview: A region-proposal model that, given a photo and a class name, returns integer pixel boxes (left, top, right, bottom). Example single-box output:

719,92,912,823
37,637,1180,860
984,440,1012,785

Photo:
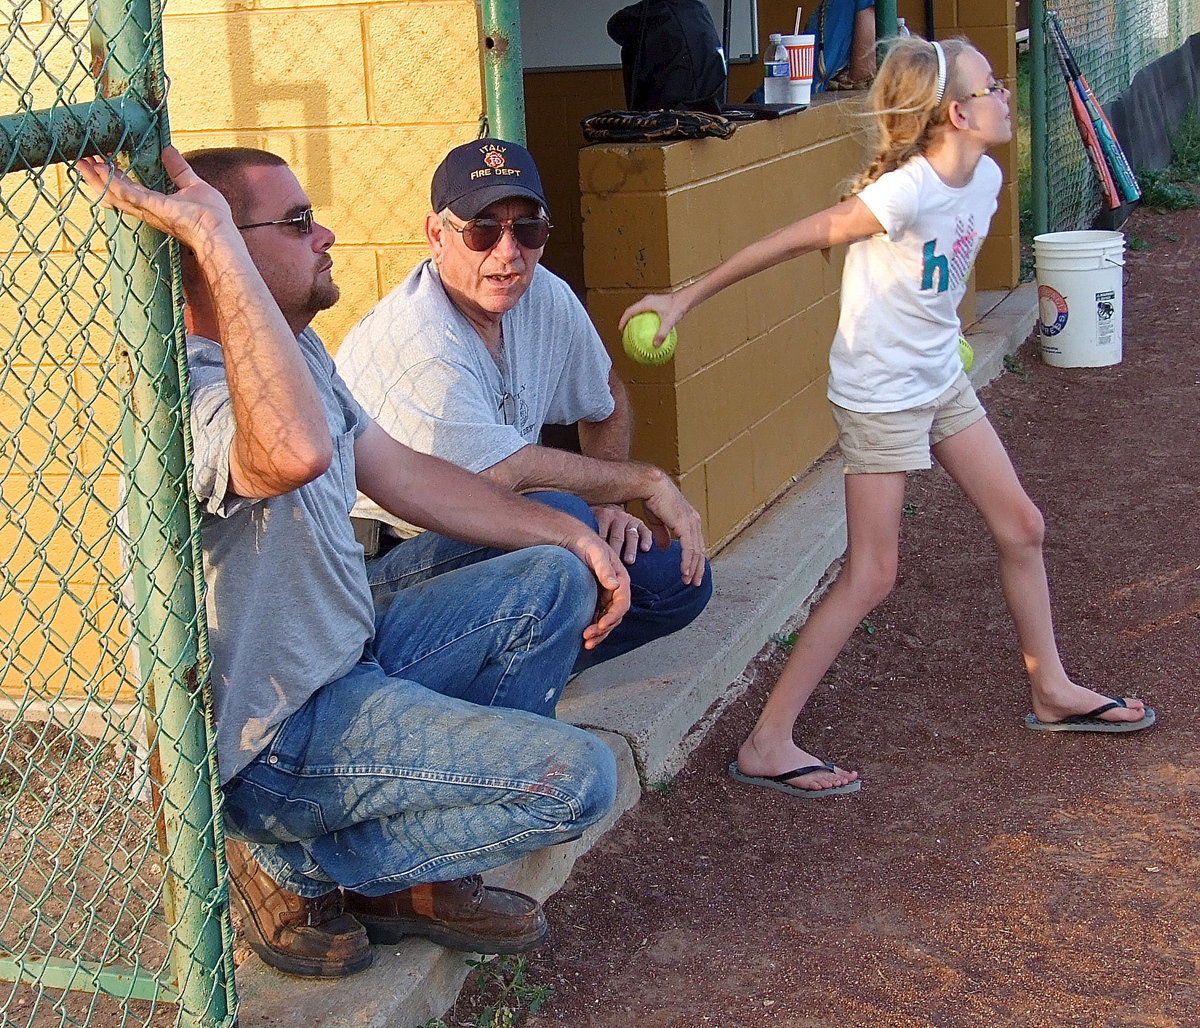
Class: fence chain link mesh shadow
1,1,234,1026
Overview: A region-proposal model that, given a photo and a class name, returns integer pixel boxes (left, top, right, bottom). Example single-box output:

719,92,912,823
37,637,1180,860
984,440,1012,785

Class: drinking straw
794,6,803,33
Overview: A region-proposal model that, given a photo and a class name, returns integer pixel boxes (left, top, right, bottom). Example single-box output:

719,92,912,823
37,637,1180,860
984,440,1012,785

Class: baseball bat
1049,12,1139,201
1063,59,1140,200
1046,12,1120,207
1070,82,1122,208
1048,12,1141,203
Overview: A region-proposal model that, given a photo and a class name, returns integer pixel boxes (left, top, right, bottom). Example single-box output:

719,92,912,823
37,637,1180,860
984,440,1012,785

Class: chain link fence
2,0,1193,1025
1,1,234,1026
1042,0,1200,230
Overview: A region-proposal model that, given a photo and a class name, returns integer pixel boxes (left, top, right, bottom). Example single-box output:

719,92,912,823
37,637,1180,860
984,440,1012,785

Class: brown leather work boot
344,875,548,953
225,839,372,978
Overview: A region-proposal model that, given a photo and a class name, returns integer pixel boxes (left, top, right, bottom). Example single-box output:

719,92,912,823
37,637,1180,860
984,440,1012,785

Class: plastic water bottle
763,33,789,103
897,17,912,36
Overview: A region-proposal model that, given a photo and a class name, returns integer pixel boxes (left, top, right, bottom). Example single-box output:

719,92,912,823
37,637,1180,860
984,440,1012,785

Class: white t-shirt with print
337,261,616,537
828,154,1002,412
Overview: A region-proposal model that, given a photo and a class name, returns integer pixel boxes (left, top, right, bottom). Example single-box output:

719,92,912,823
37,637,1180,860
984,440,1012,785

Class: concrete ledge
559,454,847,785
968,284,1039,386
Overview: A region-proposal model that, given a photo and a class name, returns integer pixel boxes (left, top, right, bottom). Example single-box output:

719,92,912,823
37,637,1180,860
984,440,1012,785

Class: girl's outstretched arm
620,195,886,343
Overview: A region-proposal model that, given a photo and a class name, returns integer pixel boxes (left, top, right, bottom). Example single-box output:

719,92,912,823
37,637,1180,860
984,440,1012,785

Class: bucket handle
1105,254,1133,287
1104,254,1129,286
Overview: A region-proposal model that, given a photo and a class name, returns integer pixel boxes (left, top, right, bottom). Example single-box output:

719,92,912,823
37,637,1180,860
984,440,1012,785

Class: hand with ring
592,504,652,565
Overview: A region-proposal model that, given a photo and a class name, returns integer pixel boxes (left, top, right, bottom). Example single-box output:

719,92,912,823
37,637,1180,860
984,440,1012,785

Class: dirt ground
464,202,1200,1027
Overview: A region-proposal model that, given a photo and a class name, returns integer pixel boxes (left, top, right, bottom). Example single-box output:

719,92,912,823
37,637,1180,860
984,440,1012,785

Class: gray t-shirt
188,328,373,783
337,261,615,537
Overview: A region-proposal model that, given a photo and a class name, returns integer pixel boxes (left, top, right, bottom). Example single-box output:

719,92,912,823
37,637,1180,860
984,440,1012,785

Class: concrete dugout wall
2,0,489,710
2,0,1020,705
527,0,1019,549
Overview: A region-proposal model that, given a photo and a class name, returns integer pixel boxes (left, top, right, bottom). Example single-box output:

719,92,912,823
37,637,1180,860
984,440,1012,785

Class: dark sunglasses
446,215,551,252
236,207,314,234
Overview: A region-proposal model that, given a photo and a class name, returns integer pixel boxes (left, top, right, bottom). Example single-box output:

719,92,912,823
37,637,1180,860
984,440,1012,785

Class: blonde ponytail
844,37,975,197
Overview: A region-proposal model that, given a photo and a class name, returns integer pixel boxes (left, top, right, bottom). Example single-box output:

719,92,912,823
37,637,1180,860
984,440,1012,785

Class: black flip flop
728,761,862,799
1024,697,1157,733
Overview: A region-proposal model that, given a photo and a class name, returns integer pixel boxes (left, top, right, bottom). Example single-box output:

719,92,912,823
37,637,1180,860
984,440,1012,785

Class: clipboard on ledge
720,102,807,120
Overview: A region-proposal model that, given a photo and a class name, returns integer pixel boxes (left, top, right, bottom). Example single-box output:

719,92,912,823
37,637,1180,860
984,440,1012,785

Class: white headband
932,41,947,105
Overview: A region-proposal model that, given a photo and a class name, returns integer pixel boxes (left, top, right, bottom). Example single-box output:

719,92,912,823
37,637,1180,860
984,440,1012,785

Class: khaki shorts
831,372,986,474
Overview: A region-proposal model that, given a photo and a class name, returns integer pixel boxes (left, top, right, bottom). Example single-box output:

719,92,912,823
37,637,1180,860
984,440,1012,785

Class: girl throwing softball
621,37,1154,799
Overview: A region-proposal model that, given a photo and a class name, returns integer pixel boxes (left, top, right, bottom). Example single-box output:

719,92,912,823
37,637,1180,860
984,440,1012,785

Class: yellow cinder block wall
537,0,1018,550
580,107,862,549
0,161,136,712
4,1,1019,708
757,0,1020,289
897,0,1021,288
525,67,626,295
946,0,1021,289
162,0,488,349
3,0,488,711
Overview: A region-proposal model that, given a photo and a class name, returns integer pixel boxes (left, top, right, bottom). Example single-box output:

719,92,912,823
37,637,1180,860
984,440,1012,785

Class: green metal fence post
875,0,898,40
479,0,526,145
105,207,232,1028
92,0,232,1022
1030,0,1048,235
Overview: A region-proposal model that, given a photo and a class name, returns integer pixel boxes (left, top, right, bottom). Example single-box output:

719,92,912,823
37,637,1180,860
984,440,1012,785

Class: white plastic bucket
1034,230,1125,368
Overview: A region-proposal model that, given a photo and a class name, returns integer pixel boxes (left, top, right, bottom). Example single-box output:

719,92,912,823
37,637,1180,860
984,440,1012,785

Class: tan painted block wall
900,0,1021,289
161,0,487,349
525,68,625,294
758,0,1021,289
526,2,1020,293
2,0,487,708
572,0,1017,550
3,1,1018,706
0,145,132,706
581,106,868,549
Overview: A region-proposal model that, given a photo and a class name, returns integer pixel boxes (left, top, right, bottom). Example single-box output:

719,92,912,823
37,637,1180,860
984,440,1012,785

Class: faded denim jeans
222,545,618,897
367,491,713,672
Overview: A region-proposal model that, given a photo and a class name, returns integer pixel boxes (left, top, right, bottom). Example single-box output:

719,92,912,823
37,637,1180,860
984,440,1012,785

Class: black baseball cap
430,138,549,220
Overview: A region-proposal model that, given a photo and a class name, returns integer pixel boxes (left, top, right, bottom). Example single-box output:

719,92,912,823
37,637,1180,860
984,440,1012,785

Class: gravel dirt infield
458,202,1200,1028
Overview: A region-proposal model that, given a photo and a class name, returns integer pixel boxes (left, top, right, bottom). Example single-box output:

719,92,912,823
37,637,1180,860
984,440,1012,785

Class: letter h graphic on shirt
921,239,949,293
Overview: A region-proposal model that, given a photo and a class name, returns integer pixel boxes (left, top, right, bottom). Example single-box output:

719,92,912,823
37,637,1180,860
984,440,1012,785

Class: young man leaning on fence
78,145,631,979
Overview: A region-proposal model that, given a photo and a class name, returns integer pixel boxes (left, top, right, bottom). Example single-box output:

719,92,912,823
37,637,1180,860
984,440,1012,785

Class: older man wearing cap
338,138,712,671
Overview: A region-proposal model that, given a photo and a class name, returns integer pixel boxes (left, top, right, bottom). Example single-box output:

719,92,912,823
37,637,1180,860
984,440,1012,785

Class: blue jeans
368,492,713,672
222,546,618,897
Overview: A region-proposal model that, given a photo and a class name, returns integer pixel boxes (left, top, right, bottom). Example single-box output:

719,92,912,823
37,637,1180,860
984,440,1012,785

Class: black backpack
607,0,728,113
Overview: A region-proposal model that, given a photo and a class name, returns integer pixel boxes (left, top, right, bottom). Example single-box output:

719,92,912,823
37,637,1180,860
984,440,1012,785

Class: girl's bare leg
933,418,1146,723
736,471,908,791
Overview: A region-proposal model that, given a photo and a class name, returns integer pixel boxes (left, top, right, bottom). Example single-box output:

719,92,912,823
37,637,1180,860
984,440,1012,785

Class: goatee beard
311,281,340,314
